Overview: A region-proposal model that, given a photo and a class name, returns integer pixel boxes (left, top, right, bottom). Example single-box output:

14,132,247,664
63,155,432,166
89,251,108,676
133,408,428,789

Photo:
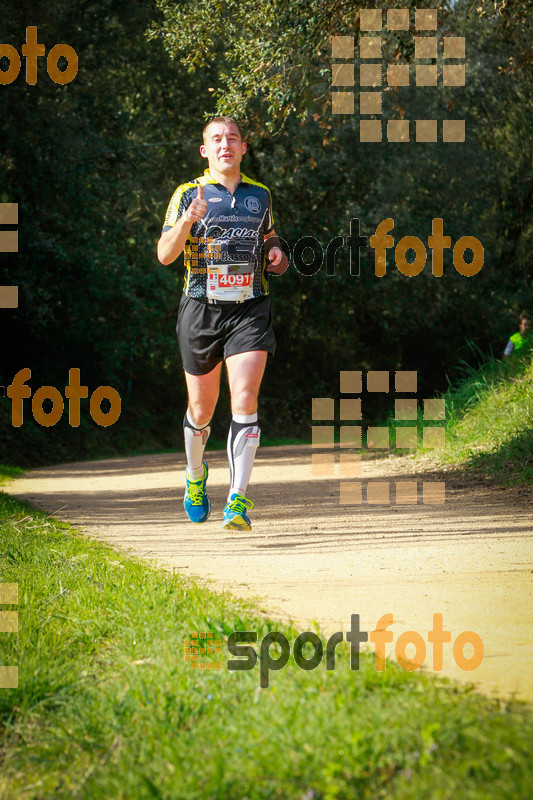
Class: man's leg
223,350,267,529
183,363,221,476
182,363,222,523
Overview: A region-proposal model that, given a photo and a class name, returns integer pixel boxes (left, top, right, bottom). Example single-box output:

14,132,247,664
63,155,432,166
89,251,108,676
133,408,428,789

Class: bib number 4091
218,274,253,287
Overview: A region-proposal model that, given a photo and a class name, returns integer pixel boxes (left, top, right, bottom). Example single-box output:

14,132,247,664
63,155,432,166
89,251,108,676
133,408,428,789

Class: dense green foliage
2,491,533,799
1,0,531,466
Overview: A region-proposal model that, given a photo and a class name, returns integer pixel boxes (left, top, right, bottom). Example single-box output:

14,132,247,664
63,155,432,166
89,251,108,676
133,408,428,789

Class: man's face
200,122,246,174
519,318,531,337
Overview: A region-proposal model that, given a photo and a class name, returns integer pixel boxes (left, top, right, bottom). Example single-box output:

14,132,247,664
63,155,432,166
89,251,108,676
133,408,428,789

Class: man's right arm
157,215,194,266
157,185,207,265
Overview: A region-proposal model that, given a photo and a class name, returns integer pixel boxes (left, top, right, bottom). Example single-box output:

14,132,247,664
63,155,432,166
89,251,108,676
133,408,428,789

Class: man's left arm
264,229,289,274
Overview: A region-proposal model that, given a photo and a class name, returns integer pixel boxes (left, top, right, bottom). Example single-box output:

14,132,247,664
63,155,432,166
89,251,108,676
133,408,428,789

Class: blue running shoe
183,462,211,523
222,492,254,531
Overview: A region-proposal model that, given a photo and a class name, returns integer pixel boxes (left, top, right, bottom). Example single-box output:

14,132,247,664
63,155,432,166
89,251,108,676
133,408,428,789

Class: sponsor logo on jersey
204,226,259,240
218,214,258,223
205,225,225,238
208,197,222,202
217,227,258,239
244,196,261,213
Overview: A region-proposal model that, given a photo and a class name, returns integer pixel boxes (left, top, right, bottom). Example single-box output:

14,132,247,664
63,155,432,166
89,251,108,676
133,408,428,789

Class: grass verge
381,350,532,486
440,350,533,484
0,466,24,487
1,491,532,799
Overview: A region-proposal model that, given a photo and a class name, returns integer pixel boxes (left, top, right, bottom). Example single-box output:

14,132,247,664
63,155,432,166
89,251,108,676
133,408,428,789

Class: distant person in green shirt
503,312,531,359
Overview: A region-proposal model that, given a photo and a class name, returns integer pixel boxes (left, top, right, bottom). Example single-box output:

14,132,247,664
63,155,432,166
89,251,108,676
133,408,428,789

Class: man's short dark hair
519,312,531,323
203,116,243,142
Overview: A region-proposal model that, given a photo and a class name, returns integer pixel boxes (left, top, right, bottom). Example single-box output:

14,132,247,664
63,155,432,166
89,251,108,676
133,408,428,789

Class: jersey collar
203,168,247,186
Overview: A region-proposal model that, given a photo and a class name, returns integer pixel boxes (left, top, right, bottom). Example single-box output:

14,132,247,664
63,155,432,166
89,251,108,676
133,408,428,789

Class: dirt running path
7,446,533,701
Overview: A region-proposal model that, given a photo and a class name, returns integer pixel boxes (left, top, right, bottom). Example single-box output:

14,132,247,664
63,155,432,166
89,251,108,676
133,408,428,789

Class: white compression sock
227,412,260,499
183,410,211,480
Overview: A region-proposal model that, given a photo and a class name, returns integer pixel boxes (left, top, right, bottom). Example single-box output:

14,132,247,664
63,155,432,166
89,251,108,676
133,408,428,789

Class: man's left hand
266,247,289,274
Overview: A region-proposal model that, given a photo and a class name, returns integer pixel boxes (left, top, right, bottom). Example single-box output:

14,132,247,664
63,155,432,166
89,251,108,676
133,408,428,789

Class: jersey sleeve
504,339,514,357
263,188,274,236
162,184,192,232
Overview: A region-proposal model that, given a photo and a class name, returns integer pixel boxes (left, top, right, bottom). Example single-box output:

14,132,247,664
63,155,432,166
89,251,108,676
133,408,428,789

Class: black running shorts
176,294,276,375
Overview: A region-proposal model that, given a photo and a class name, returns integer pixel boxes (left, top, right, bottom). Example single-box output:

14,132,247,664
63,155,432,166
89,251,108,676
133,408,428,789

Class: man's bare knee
231,389,258,416
187,403,215,428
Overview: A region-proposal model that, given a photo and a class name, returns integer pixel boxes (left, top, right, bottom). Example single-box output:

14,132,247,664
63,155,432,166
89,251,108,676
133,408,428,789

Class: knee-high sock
227,413,260,498
184,410,211,479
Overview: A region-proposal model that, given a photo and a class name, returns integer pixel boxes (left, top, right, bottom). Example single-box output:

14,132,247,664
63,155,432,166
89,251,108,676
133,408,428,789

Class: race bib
205,237,256,301
207,270,254,301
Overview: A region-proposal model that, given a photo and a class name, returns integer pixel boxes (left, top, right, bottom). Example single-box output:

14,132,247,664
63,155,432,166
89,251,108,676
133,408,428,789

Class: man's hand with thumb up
185,184,208,223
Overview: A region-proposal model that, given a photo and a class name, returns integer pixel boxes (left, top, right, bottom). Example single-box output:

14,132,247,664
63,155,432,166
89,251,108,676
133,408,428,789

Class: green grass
380,348,532,485
1,493,532,799
439,349,533,484
0,465,24,487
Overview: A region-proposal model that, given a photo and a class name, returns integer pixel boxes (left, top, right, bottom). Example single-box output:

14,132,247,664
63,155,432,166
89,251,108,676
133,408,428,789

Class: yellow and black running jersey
162,169,275,301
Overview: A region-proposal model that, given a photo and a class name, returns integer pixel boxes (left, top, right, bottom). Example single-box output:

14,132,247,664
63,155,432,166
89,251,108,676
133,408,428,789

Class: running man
503,312,531,359
157,117,288,530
